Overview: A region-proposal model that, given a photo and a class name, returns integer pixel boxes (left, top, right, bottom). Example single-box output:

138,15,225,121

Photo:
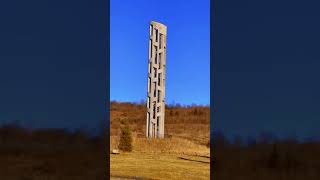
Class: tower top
150,21,167,35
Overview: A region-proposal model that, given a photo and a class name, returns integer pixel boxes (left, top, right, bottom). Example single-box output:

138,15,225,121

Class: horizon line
110,99,210,107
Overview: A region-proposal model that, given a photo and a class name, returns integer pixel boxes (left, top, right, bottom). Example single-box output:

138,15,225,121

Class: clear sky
110,0,210,106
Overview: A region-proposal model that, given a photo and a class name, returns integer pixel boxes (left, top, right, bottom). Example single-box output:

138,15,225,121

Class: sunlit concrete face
146,21,167,138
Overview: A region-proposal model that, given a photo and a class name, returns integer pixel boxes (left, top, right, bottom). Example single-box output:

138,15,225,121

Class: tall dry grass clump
118,122,133,152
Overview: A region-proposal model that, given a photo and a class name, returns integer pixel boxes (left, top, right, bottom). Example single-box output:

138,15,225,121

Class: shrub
118,123,133,152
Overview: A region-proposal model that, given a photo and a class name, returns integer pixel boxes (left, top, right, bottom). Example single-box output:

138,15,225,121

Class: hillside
110,101,211,180
110,101,210,146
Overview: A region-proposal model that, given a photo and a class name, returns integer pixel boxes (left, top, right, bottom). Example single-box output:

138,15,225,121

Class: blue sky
110,0,210,106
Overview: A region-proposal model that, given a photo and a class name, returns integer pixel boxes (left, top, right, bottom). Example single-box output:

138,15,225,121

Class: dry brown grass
111,152,210,180
110,101,210,146
110,102,210,180
111,136,209,156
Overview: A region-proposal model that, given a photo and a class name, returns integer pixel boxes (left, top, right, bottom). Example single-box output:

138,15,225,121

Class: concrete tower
146,21,167,138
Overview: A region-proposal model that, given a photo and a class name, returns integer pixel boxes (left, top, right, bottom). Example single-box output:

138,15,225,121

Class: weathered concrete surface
146,21,167,138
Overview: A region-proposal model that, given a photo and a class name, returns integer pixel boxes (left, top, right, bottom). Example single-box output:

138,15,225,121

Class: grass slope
110,102,210,180
111,153,209,180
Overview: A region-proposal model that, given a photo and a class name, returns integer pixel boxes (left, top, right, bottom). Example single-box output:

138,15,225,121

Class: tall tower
146,21,167,138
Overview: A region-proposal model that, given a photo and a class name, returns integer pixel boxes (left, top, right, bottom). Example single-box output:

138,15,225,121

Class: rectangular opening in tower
159,34,162,49
153,82,156,97
150,41,153,58
157,90,161,103
147,112,150,136
155,29,158,42
148,77,151,92
158,73,161,86
149,39,152,59
149,62,152,73
157,116,160,136
159,53,162,69
153,102,156,119
154,46,158,64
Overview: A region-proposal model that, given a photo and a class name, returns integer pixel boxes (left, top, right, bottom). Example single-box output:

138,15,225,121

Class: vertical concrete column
146,21,167,138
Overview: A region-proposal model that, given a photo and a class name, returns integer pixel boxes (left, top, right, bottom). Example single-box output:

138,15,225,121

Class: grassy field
110,102,210,180
110,136,210,179
110,152,210,180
